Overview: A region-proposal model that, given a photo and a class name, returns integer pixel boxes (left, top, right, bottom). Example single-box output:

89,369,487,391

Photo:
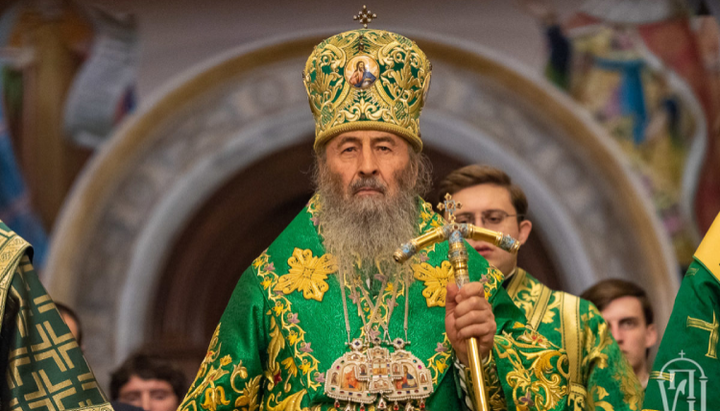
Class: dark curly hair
110,353,187,401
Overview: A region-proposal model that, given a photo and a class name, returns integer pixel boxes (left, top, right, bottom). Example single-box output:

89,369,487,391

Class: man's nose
358,149,378,176
140,393,152,411
609,323,623,343
472,214,485,228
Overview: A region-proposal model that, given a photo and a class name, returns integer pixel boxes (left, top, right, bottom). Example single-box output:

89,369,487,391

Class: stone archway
44,30,679,387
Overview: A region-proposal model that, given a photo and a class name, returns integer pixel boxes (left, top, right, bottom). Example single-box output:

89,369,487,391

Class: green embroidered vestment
506,269,643,410
643,213,720,411
0,221,110,410
179,198,582,411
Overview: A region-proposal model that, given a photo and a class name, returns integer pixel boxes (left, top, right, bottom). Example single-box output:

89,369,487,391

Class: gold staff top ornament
303,7,432,152
437,193,461,224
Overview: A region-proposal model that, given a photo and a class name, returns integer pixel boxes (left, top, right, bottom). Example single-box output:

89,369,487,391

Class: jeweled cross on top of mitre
353,5,377,28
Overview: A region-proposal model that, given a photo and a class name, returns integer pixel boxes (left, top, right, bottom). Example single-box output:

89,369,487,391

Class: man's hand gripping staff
393,194,521,411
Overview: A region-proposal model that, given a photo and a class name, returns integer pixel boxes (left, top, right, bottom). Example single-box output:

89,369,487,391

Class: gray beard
317,164,419,285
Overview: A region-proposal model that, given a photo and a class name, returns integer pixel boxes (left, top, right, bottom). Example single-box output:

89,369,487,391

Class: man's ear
645,323,658,349
518,220,532,245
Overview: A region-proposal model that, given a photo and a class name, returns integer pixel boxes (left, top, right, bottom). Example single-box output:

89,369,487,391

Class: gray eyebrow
372,136,396,145
336,136,361,146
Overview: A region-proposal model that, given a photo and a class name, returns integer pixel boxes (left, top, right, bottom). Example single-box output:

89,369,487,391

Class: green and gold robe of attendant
0,221,111,411
505,269,643,410
179,197,580,411
643,212,720,411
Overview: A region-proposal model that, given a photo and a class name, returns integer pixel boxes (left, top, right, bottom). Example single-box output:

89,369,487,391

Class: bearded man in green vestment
178,24,642,411
438,164,643,409
0,221,111,410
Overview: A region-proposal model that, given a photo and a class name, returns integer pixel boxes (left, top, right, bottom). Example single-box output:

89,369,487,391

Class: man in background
55,302,83,349
110,353,186,411
438,164,642,406
581,279,658,388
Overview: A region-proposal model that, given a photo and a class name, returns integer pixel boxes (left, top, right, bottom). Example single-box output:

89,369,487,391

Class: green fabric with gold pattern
178,196,591,411
0,221,111,411
303,28,431,152
643,212,720,411
504,269,643,410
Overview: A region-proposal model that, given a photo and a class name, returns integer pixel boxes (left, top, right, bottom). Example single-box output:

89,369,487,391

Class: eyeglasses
454,210,524,228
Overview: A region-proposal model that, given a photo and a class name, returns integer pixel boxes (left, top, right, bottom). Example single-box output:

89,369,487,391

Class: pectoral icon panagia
393,193,521,411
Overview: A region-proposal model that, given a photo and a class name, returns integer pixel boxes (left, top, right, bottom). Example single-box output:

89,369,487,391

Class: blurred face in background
600,296,657,383
60,313,80,343
117,375,179,411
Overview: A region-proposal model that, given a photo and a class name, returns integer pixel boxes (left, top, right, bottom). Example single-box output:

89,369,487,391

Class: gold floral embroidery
587,385,614,411
484,267,504,300
233,375,261,411
413,261,454,307
180,324,259,411
419,200,445,231
265,390,307,411
306,194,321,224
419,201,436,231
426,333,452,385
274,248,337,301
613,370,643,410
541,293,560,325
193,324,222,383
494,330,568,411
512,277,544,318
200,387,230,411
265,316,285,391
256,252,323,391
480,353,508,411
253,252,269,269
582,316,613,370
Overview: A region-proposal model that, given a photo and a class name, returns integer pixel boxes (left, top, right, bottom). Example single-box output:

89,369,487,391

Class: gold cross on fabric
687,311,719,359
353,5,377,28
437,193,462,224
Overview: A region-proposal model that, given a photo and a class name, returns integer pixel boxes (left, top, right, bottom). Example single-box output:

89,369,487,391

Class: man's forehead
453,183,514,211
601,296,644,318
329,130,407,146
123,375,174,389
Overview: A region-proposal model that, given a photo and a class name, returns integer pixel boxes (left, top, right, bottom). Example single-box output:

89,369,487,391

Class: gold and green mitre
303,9,432,152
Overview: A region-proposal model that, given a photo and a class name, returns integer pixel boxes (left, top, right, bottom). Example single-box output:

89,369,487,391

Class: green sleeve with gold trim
577,302,643,411
507,270,643,410
0,222,110,411
643,212,720,411
178,263,269,411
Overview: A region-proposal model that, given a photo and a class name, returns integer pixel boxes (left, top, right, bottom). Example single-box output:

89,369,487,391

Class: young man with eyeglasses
438,164,642,406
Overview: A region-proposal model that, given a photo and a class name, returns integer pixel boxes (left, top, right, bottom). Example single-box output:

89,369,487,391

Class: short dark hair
110,353,187,401
437,165,528,220
55,302,83,346
580,279,654,325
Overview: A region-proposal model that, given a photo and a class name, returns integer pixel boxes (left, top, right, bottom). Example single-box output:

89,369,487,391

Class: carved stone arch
44,30,679,386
